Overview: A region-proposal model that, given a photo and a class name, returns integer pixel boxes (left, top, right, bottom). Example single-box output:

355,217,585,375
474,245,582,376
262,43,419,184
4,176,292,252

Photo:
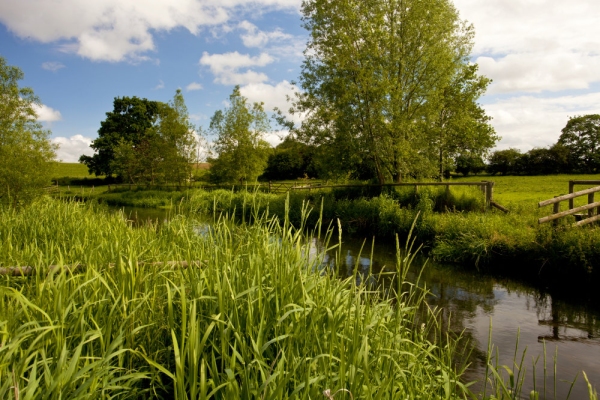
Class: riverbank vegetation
0,199,476,398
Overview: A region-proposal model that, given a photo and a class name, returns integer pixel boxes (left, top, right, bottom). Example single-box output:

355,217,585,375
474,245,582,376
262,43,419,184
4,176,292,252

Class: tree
557,114,600,173
209,86,271,183
82,91,197,185
487,148,522,175
428,64,498,180
154,90,197,185
261,137,317,181
80,97,161,177
287,0,494,184
0,56,56,205
455,154,485,176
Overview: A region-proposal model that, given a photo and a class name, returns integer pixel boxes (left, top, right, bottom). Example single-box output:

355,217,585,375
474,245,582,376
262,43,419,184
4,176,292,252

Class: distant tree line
484,115,600,176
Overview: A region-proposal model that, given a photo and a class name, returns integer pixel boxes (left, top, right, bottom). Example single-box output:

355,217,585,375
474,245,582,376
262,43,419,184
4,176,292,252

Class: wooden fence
288,181,498,207
103,180,504,210
538,182,600,227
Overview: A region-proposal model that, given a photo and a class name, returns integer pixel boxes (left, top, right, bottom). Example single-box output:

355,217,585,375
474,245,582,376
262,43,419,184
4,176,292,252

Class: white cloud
264,129,287,147
41,61,65,72
154,80,165,90
200,51,273,85
186,82,203,91
238,20,292,48
0,0,301,62
484,92,600,151
52,135,94,162
240,80,304,126
454,0,600,94
33,104,62,122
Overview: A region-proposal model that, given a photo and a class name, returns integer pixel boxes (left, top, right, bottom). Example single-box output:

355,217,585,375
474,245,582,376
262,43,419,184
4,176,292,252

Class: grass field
51,162,96,179
453,174,600,206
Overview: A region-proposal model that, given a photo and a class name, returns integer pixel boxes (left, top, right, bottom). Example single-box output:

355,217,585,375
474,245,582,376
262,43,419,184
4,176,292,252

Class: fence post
589,193,595,218
553,197,560,227
569,180,574,210
485,181,494,208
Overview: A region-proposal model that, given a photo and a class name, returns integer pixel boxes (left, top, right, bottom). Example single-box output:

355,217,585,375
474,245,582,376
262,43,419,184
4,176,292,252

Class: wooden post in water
569,180,575,210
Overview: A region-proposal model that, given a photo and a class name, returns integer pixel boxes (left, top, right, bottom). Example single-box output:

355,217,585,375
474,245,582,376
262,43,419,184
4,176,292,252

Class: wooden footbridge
538,180,600,227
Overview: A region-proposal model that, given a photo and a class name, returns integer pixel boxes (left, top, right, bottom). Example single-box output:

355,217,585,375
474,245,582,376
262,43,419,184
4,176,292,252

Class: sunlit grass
0,198,472,399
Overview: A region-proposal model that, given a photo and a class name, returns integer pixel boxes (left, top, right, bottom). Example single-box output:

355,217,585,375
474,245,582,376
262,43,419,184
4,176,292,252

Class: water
118,206,600,398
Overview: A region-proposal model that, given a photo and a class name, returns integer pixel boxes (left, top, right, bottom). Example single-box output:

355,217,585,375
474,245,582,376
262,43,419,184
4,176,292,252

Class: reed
0,198,471,399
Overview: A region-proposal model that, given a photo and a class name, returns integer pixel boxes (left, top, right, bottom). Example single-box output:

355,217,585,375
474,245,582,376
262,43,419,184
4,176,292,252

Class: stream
120,206,600,399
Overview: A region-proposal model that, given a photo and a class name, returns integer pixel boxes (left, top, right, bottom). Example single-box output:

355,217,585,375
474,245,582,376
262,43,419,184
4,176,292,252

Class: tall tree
428,64,498,180
80,97,161,177
209,86,271,183
557,114,600,173
288,0,495,183
155,90,197,185
0,56,56,206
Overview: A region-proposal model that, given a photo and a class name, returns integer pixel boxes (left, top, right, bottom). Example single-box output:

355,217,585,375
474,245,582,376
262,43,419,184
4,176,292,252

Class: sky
1,0,599,162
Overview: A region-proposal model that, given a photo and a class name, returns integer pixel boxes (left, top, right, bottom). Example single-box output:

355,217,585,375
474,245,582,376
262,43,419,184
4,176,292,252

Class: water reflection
310,236,600,399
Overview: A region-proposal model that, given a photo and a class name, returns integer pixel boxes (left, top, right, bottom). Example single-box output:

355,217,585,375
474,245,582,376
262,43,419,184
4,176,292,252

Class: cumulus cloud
238,20,292,48
41,61,65,72
33,104,62,122
483,92,600,151
239,80,304,125
200,51,273,85
186,82,203,91
454,0,600,94
52,135,94,162
0,0,301,62
477,53,600,94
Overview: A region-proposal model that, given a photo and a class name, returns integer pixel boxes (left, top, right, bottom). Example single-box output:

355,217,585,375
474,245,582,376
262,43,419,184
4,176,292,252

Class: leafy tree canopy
209,86,271,184
80,97,161,177
557,114,600,173
0,56,56,206
81,91,197,185
286,0,496,183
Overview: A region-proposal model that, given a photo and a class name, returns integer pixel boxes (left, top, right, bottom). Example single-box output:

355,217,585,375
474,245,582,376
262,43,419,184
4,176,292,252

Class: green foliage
261,137,316,180
429,64,498,179
0,199,471,398
209,86,271,184
455,154,486,176
487,148,522,175
558,114,600,173
80,96,161,177
290,0,495,183
0,56,56,206
82,91,197,185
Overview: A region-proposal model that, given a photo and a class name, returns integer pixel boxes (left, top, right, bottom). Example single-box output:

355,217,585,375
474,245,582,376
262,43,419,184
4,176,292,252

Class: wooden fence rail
103,180,501,209
289,181,498,209
538,183,600,227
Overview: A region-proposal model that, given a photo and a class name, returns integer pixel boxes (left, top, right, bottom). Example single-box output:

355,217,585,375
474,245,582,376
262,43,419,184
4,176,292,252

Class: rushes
0,198,471,398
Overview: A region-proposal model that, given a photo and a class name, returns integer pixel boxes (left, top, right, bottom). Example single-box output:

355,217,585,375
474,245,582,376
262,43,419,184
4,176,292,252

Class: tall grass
0,198,471,398
183,189,600,300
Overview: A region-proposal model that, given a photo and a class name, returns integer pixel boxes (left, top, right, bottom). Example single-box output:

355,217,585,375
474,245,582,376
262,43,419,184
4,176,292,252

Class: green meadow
51,162,97,179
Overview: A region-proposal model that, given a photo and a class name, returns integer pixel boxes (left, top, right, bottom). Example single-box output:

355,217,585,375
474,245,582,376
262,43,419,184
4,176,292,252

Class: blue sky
1,0,599,162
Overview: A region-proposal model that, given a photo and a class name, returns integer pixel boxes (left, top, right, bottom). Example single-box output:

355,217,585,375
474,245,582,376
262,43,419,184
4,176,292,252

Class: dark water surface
119,206,600,399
